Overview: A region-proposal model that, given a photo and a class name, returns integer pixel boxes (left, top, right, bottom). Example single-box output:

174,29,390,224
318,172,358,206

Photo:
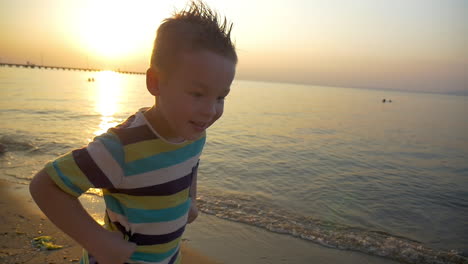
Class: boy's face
149,50,236,142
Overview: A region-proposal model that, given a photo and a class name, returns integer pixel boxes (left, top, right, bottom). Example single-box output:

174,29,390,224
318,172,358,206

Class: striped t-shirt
44,109,206,264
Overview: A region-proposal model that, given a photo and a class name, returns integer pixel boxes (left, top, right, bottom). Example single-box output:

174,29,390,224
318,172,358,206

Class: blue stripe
124,137,205,176
104,195,191,223
167,249,180,264
52,160,84,195
103,195,126,215
95,132,125,166
130,246,178,263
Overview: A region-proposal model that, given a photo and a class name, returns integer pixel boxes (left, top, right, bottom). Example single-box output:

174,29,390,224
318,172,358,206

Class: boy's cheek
212,112,223,124
216,106,224,119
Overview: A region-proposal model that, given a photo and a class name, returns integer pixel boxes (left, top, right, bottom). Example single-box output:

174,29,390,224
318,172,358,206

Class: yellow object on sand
32,236,63,250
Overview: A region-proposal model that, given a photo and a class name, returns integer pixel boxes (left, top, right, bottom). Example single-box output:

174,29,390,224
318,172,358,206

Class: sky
1,0,467,94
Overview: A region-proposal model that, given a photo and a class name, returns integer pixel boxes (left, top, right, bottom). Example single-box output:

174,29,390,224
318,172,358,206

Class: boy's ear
146,67,161,96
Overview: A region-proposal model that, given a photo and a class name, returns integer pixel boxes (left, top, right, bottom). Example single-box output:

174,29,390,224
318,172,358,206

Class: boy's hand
92,231,137,264
187,199,198,224
30,170,137,264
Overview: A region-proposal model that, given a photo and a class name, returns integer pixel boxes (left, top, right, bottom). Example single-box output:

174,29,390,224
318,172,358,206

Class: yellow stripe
124,139,192,163
105,216,121,233
108,188,190,210
54,154,94,192
136,237,181,254
175,250,181,264
45,162,80,197
82,249,89,264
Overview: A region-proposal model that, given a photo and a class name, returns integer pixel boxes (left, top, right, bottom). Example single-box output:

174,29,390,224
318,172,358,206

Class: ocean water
1,67,467,264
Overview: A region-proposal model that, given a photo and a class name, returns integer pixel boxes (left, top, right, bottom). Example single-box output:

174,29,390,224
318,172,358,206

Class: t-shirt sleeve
44,132,124,197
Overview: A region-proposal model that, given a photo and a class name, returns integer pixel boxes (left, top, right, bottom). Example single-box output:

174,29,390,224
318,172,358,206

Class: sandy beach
1,177,405,264
0,179,220,264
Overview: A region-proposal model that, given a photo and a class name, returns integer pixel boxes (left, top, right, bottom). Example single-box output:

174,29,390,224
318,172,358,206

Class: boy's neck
143,106,185,144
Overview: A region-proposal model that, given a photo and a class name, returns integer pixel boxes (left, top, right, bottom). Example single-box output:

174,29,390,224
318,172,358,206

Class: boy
29,1,237,263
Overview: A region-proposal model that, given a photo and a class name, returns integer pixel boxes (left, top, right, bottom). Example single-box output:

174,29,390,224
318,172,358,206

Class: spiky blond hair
150,1,237,76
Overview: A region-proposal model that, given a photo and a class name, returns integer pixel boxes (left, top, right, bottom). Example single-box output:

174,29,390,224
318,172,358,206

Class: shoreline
0,179,220,264
0,178,404,264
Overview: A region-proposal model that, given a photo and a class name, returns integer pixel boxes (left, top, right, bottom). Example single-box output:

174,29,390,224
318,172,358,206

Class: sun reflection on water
93,70,123,136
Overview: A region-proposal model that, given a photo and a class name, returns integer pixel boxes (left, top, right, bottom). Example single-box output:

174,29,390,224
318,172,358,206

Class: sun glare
73,1,173,62
79,2,146,58
93,70,123,135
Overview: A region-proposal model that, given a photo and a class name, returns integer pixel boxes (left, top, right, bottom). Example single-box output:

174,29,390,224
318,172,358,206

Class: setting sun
71,1,176,61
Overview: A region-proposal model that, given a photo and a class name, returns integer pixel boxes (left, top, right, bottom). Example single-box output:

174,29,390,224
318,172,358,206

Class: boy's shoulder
108,109,157,146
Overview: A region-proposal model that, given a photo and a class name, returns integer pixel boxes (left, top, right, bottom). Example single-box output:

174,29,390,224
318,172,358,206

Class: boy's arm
187,165,198,224
29,169,136,264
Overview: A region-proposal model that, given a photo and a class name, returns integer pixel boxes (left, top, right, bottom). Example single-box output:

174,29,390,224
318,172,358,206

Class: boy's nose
199,101,217,118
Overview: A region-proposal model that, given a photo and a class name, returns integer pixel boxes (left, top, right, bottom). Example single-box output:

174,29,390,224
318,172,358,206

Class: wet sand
0,178,404,264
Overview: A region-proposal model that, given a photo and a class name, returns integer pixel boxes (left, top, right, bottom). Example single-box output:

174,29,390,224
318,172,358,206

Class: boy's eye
191,92,203,97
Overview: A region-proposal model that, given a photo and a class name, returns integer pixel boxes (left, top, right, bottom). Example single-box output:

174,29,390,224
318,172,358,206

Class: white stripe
106,209,130,232
87,140,124,187
135,110,187,145
107,209,188,236
131,213,188,235
129,110,147,128
120,155,200,189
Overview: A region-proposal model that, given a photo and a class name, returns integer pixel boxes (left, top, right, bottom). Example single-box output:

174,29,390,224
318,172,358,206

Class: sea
1,66,467,264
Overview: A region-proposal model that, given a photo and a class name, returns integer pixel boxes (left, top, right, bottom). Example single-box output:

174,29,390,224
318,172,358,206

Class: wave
196,191,468,264
1,108,102,119
0,135,37,152
1,172,33,184
0,134,76,155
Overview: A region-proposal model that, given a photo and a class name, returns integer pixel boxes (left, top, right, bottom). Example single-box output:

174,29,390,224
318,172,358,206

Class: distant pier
0,62,144,75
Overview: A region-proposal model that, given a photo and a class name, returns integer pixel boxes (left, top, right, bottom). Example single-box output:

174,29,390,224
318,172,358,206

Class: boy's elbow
30,169,44,197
